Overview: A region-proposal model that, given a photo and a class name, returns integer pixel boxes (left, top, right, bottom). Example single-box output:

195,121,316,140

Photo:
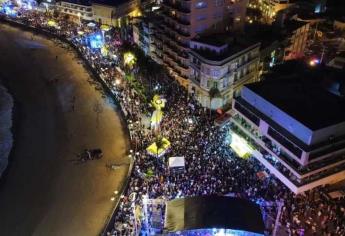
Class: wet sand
0,24,129,236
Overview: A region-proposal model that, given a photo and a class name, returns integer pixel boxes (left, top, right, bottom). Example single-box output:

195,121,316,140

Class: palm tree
154,135,164,158
208,86,221,117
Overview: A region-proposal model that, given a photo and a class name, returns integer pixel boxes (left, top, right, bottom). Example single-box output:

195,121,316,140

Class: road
0,24,129,236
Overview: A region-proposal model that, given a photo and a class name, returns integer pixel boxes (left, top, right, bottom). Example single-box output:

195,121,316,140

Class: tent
164,196,265,235
146,138,171,157
168,156,185,173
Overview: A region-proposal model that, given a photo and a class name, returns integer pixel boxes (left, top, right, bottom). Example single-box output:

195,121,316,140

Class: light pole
77,12,81,26
272,200,284,236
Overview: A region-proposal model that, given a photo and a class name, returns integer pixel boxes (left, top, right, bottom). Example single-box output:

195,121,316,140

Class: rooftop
245,63,345,130
92,0,133,7
59,0,91,6
165,196,264,234
191,33,259,61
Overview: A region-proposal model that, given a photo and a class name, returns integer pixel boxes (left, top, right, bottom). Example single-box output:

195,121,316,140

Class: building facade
92,0,141,27
188,35,260,109
231,78,345,194
283,20,310,60
133,18,156,56
258,0,295,23
56,0,93,22
158,0,248,88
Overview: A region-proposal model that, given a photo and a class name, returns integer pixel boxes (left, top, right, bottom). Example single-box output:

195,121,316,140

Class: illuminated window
195,1,207,9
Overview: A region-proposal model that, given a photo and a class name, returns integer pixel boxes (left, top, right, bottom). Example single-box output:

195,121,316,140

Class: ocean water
0,83,13,178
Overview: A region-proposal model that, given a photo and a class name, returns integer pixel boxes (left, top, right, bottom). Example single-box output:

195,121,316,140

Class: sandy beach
0,24,129,236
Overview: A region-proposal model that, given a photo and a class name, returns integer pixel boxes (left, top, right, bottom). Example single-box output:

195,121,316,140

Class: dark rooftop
165,196,264,234
245,64,345,130
59,0,91,6
192,34,229,47
92,0,132,7
191,33,259,61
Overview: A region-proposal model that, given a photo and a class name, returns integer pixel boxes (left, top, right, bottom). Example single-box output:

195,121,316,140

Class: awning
168,156,185,169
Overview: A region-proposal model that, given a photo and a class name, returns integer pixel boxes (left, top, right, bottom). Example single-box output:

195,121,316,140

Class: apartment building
158,0,248,88
258,0,295,23
231,70,345,194
133,17,156,56
56,0,93,22
188,34,260,109
282,20,310,60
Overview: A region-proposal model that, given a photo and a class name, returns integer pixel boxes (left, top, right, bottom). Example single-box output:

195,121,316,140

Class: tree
154,135,164,158
208,86,221,113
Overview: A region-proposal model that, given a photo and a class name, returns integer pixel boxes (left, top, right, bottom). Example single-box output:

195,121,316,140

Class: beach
0,24,129,236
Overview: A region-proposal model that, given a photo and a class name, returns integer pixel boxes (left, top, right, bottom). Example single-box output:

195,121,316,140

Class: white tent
168,156,185,171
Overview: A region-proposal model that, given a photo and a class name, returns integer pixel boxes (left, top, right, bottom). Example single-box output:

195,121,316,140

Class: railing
234,101,260,126
267,127,303,159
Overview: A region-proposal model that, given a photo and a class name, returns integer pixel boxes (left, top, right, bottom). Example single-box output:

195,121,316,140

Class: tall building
188,34,260,109
159,0,248,88
133,16,157,56
230,64,345,194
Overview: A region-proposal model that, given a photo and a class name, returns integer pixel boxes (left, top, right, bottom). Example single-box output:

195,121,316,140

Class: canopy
87,22,96,27
327,190,345,199
164,196,265,235
168,156,185,169
146,138,171,157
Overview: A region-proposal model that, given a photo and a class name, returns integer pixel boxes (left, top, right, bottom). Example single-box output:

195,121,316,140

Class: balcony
173,16,190,26
175,61,189,75
176,40,189,50
176,28,191,37
163,0,191,14
234,100,260,126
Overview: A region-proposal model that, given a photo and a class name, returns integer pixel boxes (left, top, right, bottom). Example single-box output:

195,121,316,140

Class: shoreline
0,22,131,236
0,80,14,179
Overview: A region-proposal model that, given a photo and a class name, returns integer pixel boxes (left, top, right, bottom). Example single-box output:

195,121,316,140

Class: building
92,0,141,27
159,0,248,88
334,18,345,31
231,64,345,194
38,0,57,12
188,34,260,109
56,0,93,22
327,52,345,70
258,0,295,23
133,17,156,56
280,19,310,60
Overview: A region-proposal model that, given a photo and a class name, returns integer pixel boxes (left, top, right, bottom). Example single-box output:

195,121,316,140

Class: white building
56,0,93,22
188,34,260,110
231,76,345,194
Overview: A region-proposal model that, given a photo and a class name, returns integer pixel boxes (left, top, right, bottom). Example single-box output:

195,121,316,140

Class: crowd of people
1,3,345,236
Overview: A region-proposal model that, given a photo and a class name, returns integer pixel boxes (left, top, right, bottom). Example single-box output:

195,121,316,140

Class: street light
309,58,320,67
